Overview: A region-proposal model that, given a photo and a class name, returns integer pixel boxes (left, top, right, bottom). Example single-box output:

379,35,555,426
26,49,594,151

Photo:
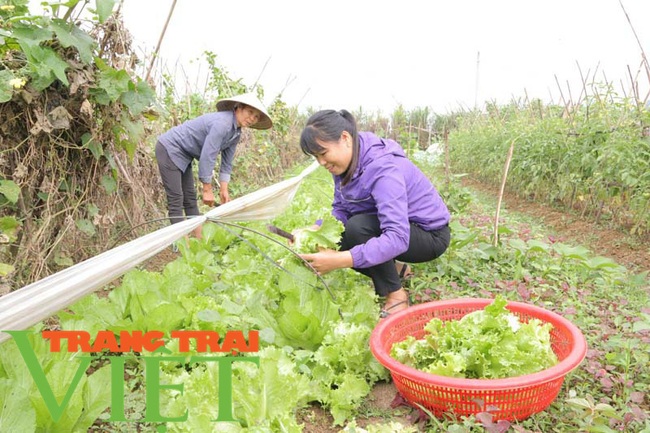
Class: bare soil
297,382,411,432
461,178,649,274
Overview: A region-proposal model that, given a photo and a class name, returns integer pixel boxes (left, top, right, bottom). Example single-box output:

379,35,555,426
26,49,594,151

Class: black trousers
339,214,450,296
155,141,200,224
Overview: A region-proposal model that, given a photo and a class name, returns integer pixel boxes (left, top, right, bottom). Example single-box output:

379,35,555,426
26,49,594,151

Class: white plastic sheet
0,161,320,344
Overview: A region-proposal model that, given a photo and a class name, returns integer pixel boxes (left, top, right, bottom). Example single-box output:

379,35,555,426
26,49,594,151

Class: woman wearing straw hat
155,92,272,236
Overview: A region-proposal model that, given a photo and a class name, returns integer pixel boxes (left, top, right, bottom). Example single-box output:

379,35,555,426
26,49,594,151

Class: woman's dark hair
299,109,359,185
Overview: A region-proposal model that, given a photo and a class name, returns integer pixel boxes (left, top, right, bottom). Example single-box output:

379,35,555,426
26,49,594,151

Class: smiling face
313,131,353,175
234,105,262,128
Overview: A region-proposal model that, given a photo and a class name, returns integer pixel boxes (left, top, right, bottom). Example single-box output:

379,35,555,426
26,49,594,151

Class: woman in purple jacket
298,110,450,317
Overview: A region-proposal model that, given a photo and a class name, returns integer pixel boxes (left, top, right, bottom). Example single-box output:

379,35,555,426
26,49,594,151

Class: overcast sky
117,1,649,114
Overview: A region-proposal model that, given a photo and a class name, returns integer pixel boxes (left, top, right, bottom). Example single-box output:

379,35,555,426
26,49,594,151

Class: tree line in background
1,0,648,290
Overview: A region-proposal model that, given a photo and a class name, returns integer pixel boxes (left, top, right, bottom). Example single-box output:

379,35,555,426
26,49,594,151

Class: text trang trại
2,329,261,429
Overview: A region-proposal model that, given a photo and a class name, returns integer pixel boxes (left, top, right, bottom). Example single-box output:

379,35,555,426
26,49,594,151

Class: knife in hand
266,224,295,242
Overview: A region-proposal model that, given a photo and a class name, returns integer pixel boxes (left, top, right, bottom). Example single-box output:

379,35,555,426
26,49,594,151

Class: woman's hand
202,183,215,206
219,181,230,203
298,250,353,275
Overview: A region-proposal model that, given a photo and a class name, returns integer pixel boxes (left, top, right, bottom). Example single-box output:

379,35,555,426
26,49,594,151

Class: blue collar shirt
158,111,241,184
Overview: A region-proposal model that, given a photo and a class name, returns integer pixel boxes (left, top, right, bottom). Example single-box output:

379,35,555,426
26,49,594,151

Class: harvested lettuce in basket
390,296,558,379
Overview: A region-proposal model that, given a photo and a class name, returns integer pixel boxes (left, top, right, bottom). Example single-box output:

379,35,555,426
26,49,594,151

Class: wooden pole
145,0,178,83
474,51,480,109
444,127,450,190
251,56,271,92
618,0,650,84
493,137,518,247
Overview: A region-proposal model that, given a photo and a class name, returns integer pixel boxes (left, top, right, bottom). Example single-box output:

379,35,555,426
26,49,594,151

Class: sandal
379,300,409,318
379,291,412,319
396,261,414,280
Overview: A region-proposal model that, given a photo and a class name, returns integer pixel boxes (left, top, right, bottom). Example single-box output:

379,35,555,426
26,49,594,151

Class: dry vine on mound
1,8,164,291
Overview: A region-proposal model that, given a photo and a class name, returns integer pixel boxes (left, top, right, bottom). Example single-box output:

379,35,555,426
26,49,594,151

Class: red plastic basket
370,298,587,421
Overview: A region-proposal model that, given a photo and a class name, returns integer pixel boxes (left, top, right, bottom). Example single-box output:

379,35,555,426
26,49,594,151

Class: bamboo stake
444,128,450,190
251,57,271,92
619,0,650,84
626,65,641,112
575,61,590,107
277,74,297,98
566,79,575,114
145,0,178,82
493,136,519,247
554,74,573,122
474,51,480,109
547,87,555,105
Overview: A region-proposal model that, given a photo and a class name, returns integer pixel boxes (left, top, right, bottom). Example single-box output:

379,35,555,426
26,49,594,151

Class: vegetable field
448,95,650,238
1,2,649,432
1,152,648,432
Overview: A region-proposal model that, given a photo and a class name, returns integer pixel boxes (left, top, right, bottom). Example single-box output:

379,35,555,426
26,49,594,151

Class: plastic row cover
0,161,320,344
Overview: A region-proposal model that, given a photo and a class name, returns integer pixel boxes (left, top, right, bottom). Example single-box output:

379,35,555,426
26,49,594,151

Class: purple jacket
332,132,450,268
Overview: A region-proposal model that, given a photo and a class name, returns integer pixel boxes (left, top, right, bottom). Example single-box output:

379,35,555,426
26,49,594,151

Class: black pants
155,141,200,224
339,214,450,296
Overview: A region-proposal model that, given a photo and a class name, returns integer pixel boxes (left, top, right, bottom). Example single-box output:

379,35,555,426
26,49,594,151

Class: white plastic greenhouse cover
0,161,321,344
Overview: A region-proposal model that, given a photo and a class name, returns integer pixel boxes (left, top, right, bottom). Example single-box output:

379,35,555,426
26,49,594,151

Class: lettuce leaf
292,217,343,253
391,296,558,379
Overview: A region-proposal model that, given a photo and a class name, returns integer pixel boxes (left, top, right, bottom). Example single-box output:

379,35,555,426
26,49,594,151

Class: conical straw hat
216,92,273,130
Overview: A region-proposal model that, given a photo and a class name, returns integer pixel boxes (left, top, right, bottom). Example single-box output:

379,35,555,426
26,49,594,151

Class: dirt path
461,178,650,274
